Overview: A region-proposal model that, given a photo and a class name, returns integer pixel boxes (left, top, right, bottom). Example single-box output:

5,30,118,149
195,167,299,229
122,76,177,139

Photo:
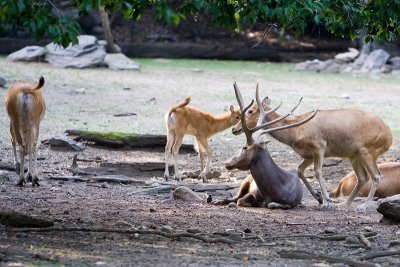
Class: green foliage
0,0,398,47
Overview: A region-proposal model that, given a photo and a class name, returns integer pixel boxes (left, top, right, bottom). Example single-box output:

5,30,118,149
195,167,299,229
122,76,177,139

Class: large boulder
45,35,106,68
7,46,46,62
361,49,390,72
104,53,140,70
334,48,360,63
377,194,400,222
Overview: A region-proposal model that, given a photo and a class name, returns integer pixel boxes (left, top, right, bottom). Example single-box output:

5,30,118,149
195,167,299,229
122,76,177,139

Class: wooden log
0,211,54,228
0,162,27,172
65,129,195,151
49,175,147,185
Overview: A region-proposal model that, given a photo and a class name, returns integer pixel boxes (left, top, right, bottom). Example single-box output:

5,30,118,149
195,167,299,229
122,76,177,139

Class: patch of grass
394,130,400,138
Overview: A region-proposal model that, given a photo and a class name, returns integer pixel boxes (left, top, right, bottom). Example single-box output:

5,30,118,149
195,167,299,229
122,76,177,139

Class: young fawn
5,76,46,186
331,162,400,199
231,84,392,211
222,83,317,209
164,97,241,182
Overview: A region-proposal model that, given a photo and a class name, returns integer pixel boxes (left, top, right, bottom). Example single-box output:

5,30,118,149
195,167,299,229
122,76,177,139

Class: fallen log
0,211,54,228
49,175,147,185
0,162,27,173
278,250,376,267
65,130,195,151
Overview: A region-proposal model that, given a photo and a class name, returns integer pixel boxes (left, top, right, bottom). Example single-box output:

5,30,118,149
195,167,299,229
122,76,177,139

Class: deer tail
20,76,45,94
169,97,191,114
329,180,342,198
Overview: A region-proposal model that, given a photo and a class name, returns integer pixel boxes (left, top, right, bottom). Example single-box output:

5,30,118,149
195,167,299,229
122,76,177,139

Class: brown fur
232,90,393,209
164,97,241,182
213,175,263,207
331,162,400,199
5,76,46,186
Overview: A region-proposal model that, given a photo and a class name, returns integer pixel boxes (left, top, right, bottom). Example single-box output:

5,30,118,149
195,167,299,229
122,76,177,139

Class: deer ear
262,97,271,108
260,140,271,148
229,105,235,113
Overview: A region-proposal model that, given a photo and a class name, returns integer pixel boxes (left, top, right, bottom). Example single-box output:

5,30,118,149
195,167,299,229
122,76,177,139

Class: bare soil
0,58,400,267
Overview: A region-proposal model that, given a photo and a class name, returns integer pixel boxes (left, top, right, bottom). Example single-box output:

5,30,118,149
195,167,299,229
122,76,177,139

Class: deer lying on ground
5,76,46,186
331,162,400,199
164,97,241,182
222,83,318,209
231,84,392,211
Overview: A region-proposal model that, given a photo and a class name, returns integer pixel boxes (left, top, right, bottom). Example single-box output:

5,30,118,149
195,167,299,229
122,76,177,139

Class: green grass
394,130,400,138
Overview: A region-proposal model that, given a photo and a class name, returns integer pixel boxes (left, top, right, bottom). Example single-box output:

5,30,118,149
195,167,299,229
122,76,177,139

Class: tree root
2,227,235,244
278,250,376,267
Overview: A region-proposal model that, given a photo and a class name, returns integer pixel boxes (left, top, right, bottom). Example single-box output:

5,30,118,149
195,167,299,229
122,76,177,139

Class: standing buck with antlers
164,97,241,182
223,83,318,209
231,84,392,211
5,76,46,186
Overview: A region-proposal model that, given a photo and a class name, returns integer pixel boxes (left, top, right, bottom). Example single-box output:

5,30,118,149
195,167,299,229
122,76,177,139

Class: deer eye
235,116,240,119
248,110,253,114
242,146,248,151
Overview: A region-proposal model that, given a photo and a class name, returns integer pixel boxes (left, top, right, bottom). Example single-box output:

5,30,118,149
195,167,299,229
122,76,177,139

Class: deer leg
297,158,322,203
16,147,25,186
31,130,40,187
212,175,252,205
27,141,33,183
11,138,20,175
313,151,332,208
340,160,368,209
198,138,212,183
267,202,291,209
164,131,174,180
355,155,380,212
171,133,184,182
195,138,205,172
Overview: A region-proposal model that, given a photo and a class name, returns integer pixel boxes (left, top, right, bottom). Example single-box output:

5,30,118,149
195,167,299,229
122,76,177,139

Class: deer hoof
354,204,367,213
16,179,25,186
163,173,170,181
199,173,208,183
32,177,40,187
27,174,33,182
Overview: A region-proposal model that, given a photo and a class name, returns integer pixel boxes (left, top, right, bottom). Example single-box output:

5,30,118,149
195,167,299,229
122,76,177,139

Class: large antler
233,82,255,145
252,84,303,133
253,85,318,139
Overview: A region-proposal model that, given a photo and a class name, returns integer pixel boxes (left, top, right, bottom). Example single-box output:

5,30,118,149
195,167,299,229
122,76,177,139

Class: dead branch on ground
2,227,235,244
360,249,400,260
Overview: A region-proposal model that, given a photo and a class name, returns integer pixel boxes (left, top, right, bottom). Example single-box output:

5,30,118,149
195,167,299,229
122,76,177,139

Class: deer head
231,84,303,135
225,82,318,171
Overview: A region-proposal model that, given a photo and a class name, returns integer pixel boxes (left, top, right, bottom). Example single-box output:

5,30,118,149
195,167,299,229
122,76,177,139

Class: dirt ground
0,57,400,267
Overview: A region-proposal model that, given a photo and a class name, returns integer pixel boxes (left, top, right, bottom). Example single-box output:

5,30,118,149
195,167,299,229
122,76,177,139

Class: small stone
389,240,400,247
345,235,360,244
187,228,201,234
161,226,174,233
324,227,338,234
0,77,6,87
63,210,69,215
227,202,237,208
123,87,131,91
243,228,252,234
364,226,374,232
228,233,243,242
149,208,156,213
341,94,350,99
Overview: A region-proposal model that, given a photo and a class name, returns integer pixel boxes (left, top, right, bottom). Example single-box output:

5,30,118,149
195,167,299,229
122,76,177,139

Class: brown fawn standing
223,83,318,209
5,76,46,186
231,84,392,211
164,97,241,182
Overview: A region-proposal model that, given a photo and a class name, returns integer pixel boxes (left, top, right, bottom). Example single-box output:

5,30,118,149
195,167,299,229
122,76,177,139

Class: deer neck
211,112,233,134
250,146,287,188
263,110,295,144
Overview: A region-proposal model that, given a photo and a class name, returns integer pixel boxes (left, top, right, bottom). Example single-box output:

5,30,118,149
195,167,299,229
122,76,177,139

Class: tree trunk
99,5,120,53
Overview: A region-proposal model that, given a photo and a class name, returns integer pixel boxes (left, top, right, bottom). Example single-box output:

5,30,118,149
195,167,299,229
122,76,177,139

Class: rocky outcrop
377,194,400,222
7,46,46,62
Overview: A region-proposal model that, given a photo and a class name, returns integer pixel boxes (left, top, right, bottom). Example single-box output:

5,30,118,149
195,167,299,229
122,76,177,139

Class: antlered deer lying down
331,162,400,199
164,97,241,182
232,84,392,211
5,76,46,186
222,83,318,209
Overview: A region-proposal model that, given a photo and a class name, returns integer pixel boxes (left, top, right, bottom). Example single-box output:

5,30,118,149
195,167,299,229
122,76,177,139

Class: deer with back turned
164,97,241,182
5,76,46,186
231,84,392,211
222,83,318,209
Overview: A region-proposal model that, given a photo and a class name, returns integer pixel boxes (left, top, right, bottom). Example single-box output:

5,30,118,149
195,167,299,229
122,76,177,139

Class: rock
392,70,400,77
334,48,360,63
320,60,342,73
228,233,243,242
389,240,400,247
0,77,6,87
345,235,360,244
361,49,390,72
227,202,237,208
0,211,54,228
377,194,400,222
388,56,400,68
103,53,140,70
187,228,202,234
172,186,204,202
243,228,252,233
48,136,85,151
161,225,174,233
324,227,338,234
294,59,323,72
352,52,369,69
7,46,46,62
45,35,106,68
